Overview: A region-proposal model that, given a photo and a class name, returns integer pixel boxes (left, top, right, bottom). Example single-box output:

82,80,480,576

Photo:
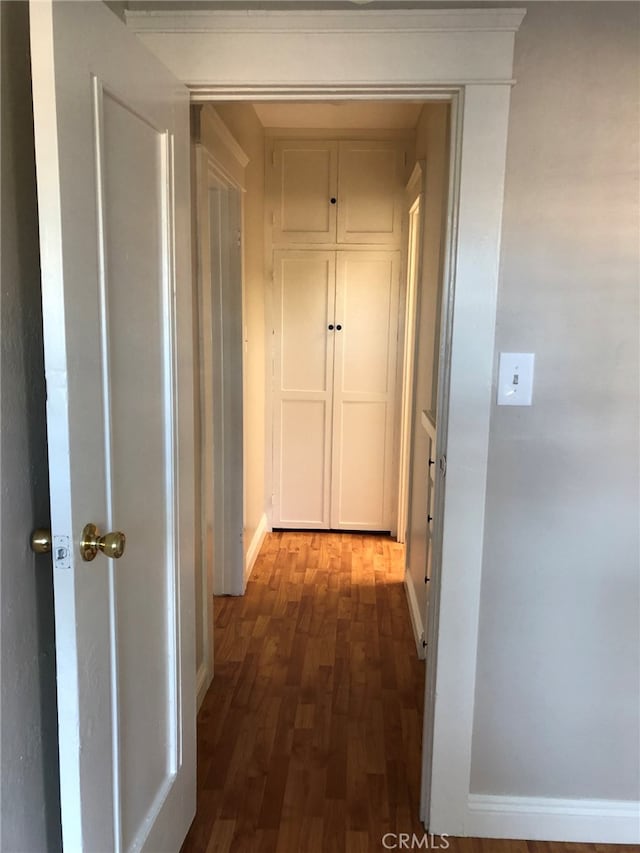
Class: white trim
428,83,513,838
197,105,249,169
244,512,268,585
188,86,507,102
404,570,426,661
126,10,524,92
396,166,424,545
466,794,640,845
194,105,248,189
126,9,526,35
196,661,212,712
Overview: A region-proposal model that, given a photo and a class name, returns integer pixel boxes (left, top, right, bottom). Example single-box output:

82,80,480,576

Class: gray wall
471,2,640,801
0,2,62,850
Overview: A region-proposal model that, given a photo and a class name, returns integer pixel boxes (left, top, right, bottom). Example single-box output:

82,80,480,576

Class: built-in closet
267,138,407,529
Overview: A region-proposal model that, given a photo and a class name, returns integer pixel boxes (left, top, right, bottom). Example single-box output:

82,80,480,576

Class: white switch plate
497,352,535,406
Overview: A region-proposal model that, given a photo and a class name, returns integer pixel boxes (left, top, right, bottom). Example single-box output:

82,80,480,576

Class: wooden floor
182,532,635,853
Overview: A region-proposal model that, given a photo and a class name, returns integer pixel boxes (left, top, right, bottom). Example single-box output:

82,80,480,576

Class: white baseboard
196,661,212,711
466,794,640,845
244,512,268,586
403,570,425,660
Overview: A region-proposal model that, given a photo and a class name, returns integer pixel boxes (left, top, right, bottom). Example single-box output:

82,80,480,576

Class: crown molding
126,8,527,35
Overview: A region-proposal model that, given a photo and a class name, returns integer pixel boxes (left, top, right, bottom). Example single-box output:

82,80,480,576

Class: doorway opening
192,97,454,833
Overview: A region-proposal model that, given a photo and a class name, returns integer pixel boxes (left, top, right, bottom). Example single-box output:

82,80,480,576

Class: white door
30,2,195,851
270,140,338,244
273,249,399,530
273,251,335,528
210,186,245,593
337,141,404,244
331,251,400,529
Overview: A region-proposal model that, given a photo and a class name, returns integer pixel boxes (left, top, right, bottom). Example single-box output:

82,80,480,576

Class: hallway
183,531,423,852
181,533,635,853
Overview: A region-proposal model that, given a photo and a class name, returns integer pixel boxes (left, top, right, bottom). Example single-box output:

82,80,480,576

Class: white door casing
192,106,249,608
127,7,523,838
396,162,424,545
30,2,195,850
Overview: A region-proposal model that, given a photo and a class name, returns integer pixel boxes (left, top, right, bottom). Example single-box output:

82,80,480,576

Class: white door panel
273,251,335,527
331,252,400,529
333,400,388,528
279,399,330,525
102,90,177,850
271,140,338,243
337,142,404,244
30,2,195,850
338,255,397,394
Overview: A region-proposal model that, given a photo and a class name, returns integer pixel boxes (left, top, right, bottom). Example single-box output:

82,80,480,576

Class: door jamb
193,84,506,837
396,161,425,545
192,129,247,705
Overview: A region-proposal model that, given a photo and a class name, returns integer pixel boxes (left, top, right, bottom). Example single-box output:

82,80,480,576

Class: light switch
497,352,535,406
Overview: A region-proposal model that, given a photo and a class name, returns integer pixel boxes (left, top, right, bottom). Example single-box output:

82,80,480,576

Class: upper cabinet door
270,140,338,243
337,141,404,244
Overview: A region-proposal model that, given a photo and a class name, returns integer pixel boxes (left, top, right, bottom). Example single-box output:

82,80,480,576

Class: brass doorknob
31,528,52,554
80,523,126,562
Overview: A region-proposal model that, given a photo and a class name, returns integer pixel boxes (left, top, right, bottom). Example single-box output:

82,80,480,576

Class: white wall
405,103,449,633
471,1,640,802
0,2,62,849
212,103,267,567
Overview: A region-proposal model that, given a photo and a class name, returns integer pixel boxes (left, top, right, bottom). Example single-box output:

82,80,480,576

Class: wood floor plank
181,532,636,853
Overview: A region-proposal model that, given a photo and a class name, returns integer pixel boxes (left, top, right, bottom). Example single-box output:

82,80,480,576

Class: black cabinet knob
427,515,433,523
328,324,334,330
336,324,342,331
428,458,435,467
330,197,337,204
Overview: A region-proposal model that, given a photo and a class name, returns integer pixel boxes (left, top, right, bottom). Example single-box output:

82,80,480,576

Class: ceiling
252,101,424,130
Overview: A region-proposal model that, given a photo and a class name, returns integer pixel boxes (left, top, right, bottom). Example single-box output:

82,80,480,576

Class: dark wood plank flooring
181,532,636,853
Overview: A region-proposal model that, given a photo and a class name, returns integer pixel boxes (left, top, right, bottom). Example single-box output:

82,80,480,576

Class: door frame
192,107,249,707
396,161,425,545
127,7,524,836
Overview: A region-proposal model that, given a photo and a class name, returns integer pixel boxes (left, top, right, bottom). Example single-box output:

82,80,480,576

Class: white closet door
273,251,336,527
331,251,401,529
270,140,338,244
337,141,404,245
